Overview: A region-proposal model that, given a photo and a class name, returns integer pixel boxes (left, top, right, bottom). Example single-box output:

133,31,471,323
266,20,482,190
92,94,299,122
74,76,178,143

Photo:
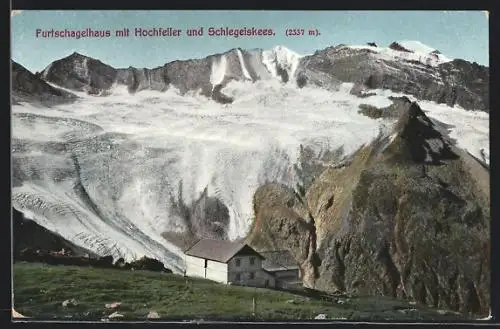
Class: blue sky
11,10,489,72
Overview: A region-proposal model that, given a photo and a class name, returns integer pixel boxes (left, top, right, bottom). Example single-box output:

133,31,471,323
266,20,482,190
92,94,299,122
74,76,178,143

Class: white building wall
206,260,229,284
185,255,206,278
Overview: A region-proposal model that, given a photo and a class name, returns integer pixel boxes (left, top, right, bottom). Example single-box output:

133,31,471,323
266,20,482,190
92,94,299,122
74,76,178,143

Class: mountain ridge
13,40,488,111
12,61,78,105
33,40,488,73
248,99,490,316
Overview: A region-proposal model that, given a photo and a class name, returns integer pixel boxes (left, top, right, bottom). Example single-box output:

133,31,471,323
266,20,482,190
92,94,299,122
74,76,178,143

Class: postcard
11,10,490,322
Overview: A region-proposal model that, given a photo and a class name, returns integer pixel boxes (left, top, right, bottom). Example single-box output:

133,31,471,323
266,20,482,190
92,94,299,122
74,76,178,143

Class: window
250,257,255,265
235,273,241,281
235,258,241,267
249,272,255,279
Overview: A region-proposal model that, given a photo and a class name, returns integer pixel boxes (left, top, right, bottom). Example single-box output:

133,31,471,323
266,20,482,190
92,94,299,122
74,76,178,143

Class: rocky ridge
27,42,489,111
247,98,490,316
12,61,77,105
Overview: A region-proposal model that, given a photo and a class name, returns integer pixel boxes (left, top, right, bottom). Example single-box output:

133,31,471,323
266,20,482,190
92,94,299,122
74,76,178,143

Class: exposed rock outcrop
38,52,117,94
248,101,490,316
129,256,172,272
38,48,269,101
164,183,231,244
295,45,489,111
389,42,413,52
248,183,320,285
12,61,77,105
212,84,234,104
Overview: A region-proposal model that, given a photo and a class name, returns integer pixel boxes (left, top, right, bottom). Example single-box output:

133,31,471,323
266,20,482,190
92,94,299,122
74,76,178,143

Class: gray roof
185,239,263,263
260,250,299,271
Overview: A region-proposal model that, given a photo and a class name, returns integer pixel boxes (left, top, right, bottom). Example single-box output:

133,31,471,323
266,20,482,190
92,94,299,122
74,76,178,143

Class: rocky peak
385,101,459,165
40,51,117,93
389,42,413,52
249,97,490,316
68,51,89,59
295,43,488,111
393,101,434,133
11,60,77,104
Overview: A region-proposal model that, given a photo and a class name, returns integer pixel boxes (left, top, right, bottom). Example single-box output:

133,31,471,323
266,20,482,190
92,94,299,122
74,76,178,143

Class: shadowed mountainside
247,99,490,316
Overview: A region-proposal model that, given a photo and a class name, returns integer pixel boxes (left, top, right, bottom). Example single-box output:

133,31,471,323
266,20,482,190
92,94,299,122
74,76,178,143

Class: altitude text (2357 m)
285,28,321,37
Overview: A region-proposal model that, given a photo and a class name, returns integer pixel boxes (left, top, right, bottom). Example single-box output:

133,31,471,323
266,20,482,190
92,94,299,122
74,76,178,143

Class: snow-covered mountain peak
398,40,453,62
270,45,300,54
398,40,440,54
346,40,453,67
265,45,303,62
261,45,302,82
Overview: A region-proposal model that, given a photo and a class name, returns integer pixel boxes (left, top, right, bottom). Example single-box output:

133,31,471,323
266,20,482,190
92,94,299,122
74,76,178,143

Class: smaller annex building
260,250,302,289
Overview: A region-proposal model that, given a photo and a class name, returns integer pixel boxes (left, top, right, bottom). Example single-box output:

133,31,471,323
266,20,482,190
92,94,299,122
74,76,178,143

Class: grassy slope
13,262,462,321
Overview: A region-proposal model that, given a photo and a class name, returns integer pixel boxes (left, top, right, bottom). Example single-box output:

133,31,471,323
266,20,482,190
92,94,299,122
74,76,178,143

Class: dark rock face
248,183,320,284
116,66,171,93
40,52,117,94
129,256,172,272
358,104,384,119
212,84,234,104
296,75,307,88
166,184,231,241
163,58,213,96
276,64,290,83
358,98,413,119
437,59,489,111
189,188,230,240
380,125,488,313
295,45,489,112
390,102,459,165
40,52,211,96
39,48,256,98
313,151,489,315
12,61,77,105
389,42,412,52
248,102,490,316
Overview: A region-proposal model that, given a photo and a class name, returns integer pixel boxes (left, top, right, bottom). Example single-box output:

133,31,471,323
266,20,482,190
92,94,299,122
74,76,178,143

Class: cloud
11,10,22,17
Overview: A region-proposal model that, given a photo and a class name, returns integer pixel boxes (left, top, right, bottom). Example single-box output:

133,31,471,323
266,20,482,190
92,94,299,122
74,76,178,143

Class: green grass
13,262,464,321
